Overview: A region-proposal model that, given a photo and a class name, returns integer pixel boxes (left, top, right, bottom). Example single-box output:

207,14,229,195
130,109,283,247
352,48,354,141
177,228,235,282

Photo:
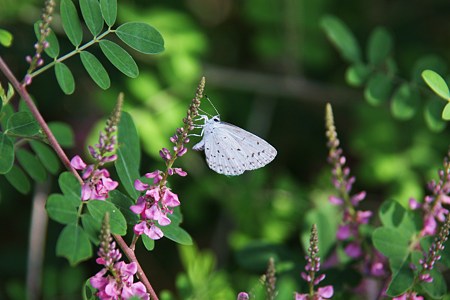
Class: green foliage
60,0,83,46
80,51,111,89
322,15,450,131
115,22,165,54
0,28,13,47
99,40,139,78
115,112,140,199
55,62,76,95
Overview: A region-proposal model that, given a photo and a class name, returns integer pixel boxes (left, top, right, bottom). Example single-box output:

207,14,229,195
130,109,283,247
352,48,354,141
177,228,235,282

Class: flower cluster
418,213,450,283
130,171,183,240
90,214,149,300
24,0,55,85
71,95,122,201
295,224,333,300
130,77,204,241
409,151,450,236
325,104,373,259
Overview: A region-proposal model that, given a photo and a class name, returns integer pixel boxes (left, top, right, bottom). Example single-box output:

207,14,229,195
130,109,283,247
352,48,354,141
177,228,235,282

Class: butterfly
192,115,277,175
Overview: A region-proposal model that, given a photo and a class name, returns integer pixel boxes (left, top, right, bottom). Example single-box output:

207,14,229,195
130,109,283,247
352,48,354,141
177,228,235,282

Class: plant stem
0,56,81,181
29,29,113,78
114,234,159,300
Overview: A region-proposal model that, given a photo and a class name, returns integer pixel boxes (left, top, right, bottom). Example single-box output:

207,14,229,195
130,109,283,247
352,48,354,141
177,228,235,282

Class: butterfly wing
204,122,277,175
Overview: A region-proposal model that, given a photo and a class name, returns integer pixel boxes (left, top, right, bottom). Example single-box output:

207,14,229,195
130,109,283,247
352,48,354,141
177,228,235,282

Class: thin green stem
29,29,114,79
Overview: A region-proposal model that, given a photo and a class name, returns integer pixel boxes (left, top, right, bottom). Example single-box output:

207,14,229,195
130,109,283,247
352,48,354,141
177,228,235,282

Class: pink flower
71,156,118,201
71,155,87,170
294,286,333,300
162,189,180,207
336,224,351,240
145,170,163,184
329,195,343,205
237,292,249,300
344,242,362,258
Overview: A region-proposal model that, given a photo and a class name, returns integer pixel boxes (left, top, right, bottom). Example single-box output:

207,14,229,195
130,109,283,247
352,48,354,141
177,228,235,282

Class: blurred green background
2,0,450,299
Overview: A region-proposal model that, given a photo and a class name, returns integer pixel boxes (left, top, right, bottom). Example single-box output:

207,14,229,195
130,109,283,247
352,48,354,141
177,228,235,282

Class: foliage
2,1,450,300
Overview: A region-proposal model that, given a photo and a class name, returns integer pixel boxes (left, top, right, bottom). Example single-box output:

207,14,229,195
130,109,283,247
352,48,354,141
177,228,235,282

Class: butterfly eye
213,117,220,122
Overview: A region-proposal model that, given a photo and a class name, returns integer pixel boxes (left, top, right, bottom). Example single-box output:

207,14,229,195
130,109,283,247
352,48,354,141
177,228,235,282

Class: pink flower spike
177,147,188,157
145,204,163,221
422,215,437,236
317,285,334,298
71,155,87,170
162,189,180,207
134,179,149,191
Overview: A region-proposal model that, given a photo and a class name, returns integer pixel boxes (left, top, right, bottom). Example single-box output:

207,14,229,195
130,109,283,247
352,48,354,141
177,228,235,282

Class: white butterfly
192,115,277,176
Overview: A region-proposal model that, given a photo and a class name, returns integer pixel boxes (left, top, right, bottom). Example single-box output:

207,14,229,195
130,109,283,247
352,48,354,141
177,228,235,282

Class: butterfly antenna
204,95,220,117
198,107,212,117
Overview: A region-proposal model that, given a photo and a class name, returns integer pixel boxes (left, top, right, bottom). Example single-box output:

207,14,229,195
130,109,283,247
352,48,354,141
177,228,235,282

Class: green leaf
385,256,414,297
34,21,60,58
81,214,100,244
320,15,361,63
116,22,165,54
60,0,83,46
48,122,74,147
115,112,140,199
30,141,60,174
80,51,110,89
16,149,47,182
424,99,446,132
99,40,139,78
390,84,420,120
4,165,30,194
56,223,92,265
0,28,13,47
100,0,117,27
87,200,127,235
141,234,155,251
421,269,447,299
79,0,103,36
378,200,421,235
59,172,82,205
367,27,393,65
345,63,371,87
82,279,96,300
442,102,450,121
161,224,193,245
6,111,40,137
46,194,79,224
109,190,139,224
372,227,410,259
364,72,393,105
411,55,447,83
422,70,450,101
0,132,14,174
55,62,75,95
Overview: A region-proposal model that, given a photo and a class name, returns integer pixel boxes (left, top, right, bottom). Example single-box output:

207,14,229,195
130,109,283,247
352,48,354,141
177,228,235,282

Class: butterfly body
193,115,277,176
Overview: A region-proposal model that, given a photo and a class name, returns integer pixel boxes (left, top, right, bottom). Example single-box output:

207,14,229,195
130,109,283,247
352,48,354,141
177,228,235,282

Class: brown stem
0,56,81,182
114,234,159,300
